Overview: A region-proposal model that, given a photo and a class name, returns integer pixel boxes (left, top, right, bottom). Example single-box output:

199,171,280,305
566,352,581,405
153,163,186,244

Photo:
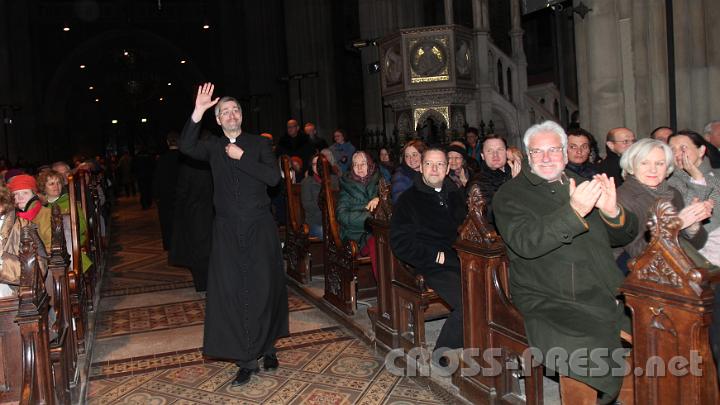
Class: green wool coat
51,194,93,272
493,164,638,400
336,171,379,250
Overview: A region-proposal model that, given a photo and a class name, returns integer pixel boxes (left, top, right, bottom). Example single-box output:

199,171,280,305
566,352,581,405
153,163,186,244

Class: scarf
349,151,377,185
625,175,675,200
17,197,42,221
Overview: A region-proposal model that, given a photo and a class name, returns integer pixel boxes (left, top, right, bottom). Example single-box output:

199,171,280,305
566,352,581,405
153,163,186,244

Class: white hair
522,120,568,160
619,138,674,179
703,120,720,137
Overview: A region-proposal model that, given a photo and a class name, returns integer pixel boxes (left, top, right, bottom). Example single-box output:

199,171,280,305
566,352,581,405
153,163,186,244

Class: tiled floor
86,198,454,404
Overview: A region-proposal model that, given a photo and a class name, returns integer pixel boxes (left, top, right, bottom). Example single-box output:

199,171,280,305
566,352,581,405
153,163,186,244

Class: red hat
290,156,303,167
7,174,37,193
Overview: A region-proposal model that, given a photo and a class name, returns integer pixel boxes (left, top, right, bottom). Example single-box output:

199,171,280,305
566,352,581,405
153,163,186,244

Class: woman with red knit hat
7,174,51,254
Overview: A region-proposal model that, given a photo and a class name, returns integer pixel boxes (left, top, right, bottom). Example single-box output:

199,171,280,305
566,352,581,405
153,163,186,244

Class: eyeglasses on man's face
528,147,564,159
611,139,635,145
218,107,241,118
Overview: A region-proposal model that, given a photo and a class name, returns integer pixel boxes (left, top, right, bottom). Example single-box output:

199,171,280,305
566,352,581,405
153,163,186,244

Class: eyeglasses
611,139,635,145
218,108,241,118
352,162,368,168
568,144,590,151
528,147,564,158
423,161,447,169
448,156,464,161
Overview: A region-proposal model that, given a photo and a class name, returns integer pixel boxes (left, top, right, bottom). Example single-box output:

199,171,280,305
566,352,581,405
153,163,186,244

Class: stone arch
491,102,520,146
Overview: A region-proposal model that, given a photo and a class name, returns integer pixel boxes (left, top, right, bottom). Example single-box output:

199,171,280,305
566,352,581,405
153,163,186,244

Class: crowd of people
3,79,716,402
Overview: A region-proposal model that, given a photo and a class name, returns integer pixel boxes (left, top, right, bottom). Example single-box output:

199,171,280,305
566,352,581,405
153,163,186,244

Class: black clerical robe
179,117,289,363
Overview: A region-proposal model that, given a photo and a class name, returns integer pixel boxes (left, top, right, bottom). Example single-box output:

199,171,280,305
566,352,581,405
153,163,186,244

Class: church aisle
86,197,455,404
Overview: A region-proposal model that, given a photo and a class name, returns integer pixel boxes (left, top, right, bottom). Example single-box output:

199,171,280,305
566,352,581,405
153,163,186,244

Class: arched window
497,60,504,95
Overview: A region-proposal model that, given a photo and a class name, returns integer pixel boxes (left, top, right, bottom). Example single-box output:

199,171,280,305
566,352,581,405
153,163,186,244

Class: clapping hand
593,173,620,217
678,197,713,229
569,178,602,217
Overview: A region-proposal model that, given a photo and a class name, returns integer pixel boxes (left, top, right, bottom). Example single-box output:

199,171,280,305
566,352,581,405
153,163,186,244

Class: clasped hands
569,174,620,218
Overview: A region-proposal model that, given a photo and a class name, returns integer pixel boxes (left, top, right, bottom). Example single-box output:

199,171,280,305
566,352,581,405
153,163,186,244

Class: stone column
509,0,528,133
673,0,709,131
444,0,454,25
284,0,338,136
240,0,290,137
470,0,492,128
707,0,720,120
359,0,398,132
574,0,624,150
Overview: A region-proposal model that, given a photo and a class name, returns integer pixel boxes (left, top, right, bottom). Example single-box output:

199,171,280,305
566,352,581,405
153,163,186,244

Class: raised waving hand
191,82,220,122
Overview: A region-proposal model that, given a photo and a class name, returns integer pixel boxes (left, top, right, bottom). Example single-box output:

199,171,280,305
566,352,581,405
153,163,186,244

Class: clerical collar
228,137,237,144
434,187,441,192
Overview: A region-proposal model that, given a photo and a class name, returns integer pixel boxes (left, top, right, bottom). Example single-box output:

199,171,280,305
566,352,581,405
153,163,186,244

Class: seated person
667,130,720,265
337,151,380,273
565,128,599,179
446,144,471,191
377,147,395,182
391,140,425,203
494,121,638,404
37,169,93,272
7,174,51,255
616,139,712,261
301,154,338,239
467,134,520,224
390,148,467,365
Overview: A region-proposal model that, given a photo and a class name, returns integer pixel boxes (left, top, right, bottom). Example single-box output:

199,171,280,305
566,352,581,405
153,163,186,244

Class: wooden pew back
621,199,719,405
0,225,56,404
369,177,449,353
454,184,543,404
281,155,313,284
66,174,87,354
318,154,376,315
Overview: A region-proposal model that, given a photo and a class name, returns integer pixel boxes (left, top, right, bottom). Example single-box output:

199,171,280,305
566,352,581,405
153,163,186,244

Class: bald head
606,127,636,155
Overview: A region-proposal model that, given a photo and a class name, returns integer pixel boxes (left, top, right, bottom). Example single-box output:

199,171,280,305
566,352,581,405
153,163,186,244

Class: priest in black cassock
179,82,289,386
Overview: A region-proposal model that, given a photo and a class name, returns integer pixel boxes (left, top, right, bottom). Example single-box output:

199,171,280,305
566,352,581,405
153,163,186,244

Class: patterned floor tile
87,197,456,404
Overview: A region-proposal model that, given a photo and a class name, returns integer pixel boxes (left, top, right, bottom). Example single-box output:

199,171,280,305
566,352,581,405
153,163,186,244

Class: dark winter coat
493,163,638,398
391,164,418,203
598,148,623,186
337,171,379,249
616,175,707,259
467,160,512,225
390,175,467,276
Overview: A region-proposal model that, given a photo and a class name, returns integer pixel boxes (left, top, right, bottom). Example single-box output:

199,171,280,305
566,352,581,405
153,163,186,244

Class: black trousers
423,269,464,351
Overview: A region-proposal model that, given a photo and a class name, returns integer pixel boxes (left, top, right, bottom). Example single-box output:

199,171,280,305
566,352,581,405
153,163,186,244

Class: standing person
304,122,328,153
169,151,213,293
179,82,289,386
153,132,182,251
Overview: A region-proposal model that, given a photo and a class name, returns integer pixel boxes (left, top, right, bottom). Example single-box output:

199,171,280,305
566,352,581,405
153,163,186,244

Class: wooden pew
369,177,450,353
47,204,75,404
76,170,97,311
621,199,719,405
67,174,88,354
318,154,376,315
454,184,543,404
280,155,324,284
0,226,56,404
